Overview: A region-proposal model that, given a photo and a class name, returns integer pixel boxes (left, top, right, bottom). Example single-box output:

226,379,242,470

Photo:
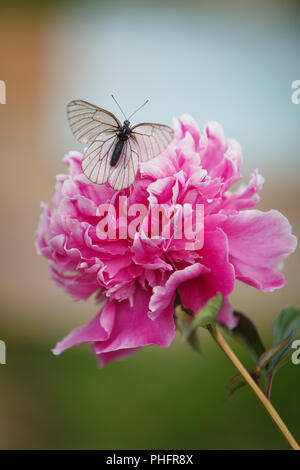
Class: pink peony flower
36,115,297,366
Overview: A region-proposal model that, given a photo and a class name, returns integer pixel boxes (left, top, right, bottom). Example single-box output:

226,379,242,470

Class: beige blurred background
0,0,299,450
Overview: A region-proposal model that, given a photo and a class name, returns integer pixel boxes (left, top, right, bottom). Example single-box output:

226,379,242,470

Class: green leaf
273,307,300,345
186,329,202,353
270,307,300,371
175,306,202,353
175,294,223,352
225,373,246,399
271,337,300,374
192,293,223,329
174,306,193,341
257,333,292,371
225,311,265,363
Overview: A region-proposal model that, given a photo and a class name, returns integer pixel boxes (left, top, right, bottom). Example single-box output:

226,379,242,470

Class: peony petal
230,256,286,292
63,151,84,176
221,170,264,212
178,228,235,312
52,303,112,355
175,114,201,150
149,263,210,320
35,202,52,257
223,209,297,267
93,285,175,356
93,347,141,367
53,285,175,365
200,122,228,174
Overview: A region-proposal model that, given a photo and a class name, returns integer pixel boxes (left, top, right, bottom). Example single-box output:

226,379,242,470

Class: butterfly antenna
128,99,149,120
111,94,127,120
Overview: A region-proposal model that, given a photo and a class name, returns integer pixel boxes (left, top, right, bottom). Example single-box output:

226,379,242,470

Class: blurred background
0,0,299,450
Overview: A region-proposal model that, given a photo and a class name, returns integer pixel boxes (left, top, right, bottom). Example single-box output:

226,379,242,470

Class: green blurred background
0,0,299,450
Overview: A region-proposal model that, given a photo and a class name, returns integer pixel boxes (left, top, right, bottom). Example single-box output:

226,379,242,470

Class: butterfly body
67,99,174,190
111,138,126,166
110,120,131,166
117,120,131,141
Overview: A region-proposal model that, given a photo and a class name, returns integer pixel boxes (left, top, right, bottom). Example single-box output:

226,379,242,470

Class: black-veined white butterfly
67,96,174,190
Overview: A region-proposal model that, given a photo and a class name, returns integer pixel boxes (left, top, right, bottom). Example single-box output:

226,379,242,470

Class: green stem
207,324,299,450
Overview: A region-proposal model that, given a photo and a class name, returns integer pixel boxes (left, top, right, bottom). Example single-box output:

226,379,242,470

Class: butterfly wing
67,100,121,143
131,123,174,162
81,135,139,189
82,135,118,184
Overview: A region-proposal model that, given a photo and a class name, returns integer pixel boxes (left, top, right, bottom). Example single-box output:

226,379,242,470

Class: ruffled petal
52,303,112,355
93,285,175,356
223,209,297,271
178,228,235,312
149,264,209,320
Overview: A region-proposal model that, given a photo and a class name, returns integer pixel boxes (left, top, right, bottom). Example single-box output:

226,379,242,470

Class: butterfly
67,96,174,190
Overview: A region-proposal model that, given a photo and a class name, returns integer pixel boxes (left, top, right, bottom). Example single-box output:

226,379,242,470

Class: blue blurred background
40,0,300,178
0,0,299,449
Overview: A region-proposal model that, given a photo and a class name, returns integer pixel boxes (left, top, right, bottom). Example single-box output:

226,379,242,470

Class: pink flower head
36,115,297,366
